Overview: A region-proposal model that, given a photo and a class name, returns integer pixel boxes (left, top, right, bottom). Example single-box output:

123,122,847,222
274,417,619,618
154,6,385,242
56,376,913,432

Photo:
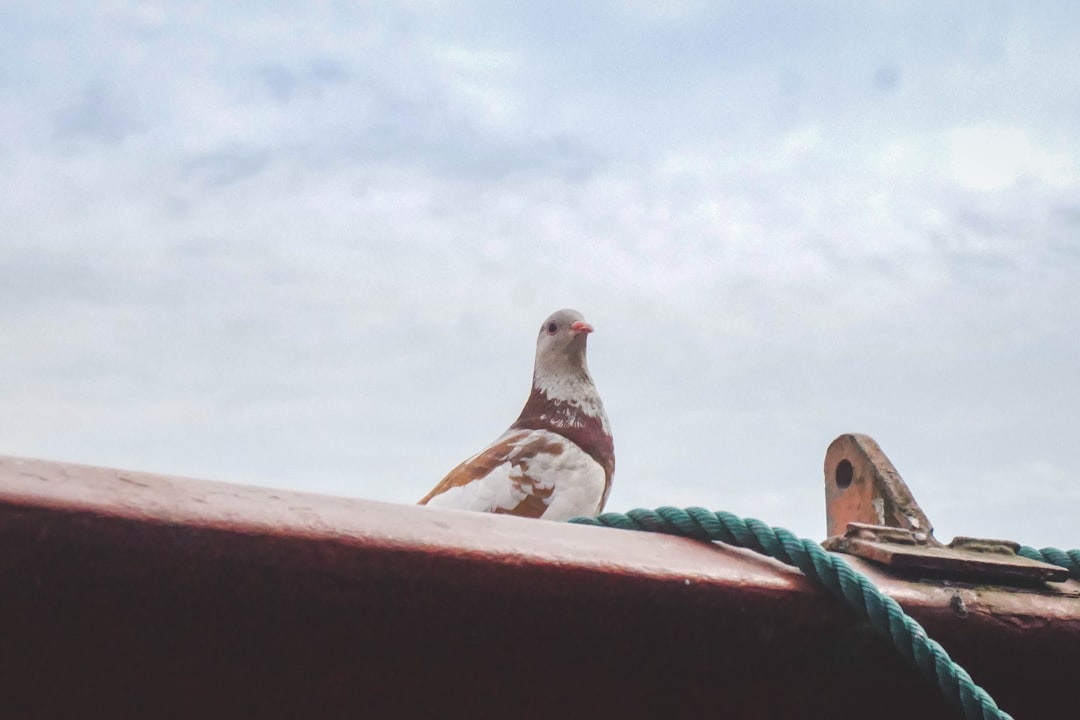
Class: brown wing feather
418,430,529,505
418,429,565,517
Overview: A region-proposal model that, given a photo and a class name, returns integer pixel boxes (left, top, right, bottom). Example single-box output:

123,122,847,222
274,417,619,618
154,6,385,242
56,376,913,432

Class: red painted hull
1,455,1076,718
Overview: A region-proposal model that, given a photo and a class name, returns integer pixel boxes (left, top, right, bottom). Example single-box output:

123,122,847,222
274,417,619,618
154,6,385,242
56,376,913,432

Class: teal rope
1018,545,1080,580
569,507,1012,720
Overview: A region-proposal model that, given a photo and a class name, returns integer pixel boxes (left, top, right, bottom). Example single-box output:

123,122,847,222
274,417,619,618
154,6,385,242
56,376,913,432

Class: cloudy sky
2,2,1079,548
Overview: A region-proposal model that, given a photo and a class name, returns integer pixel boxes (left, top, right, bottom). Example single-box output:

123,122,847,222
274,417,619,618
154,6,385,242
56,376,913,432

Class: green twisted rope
1018,545,1080,580
569,507,1012,720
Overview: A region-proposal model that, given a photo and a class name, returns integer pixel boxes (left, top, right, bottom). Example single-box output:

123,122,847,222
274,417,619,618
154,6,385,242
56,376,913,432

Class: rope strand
1018,545,1080,580
570,507,1014,720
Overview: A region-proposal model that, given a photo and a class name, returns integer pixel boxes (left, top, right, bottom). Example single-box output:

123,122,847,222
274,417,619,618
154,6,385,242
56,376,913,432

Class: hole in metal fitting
835,459,853,490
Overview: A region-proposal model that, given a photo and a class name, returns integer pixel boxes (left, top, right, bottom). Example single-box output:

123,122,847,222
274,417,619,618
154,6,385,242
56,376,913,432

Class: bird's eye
546,322,558,334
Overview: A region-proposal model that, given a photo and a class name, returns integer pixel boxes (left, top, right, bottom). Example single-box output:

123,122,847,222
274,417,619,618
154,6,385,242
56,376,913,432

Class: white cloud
947,124,1075,191
1,2,1079,549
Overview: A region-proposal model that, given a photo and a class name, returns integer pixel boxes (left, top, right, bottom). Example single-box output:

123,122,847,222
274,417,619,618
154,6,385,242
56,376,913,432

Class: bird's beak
569,320,594,335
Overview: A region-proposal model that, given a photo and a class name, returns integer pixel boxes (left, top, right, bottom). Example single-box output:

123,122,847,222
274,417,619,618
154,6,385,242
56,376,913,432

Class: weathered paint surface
824,433,935,540
823,433,1069,585
1,453,1077,719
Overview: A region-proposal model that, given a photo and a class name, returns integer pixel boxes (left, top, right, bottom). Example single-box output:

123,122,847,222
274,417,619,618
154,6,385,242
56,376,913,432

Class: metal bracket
822,433,1068,585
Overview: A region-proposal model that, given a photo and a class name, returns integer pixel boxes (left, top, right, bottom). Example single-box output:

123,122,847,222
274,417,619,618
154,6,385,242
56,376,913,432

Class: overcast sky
2,2,1079,549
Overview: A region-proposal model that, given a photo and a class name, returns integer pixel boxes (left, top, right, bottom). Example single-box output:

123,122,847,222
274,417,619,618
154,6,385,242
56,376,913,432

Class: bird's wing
419,428,605,519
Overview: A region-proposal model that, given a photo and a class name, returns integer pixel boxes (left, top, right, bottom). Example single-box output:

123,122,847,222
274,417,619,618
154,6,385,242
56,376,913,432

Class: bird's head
533,308,594,382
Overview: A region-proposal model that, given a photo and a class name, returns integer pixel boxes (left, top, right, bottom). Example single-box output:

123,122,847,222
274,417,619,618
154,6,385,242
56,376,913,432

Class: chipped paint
824,434,1069,585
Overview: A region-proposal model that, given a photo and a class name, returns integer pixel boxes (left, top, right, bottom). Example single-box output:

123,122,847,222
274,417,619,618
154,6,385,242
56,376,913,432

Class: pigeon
419,308,614,521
